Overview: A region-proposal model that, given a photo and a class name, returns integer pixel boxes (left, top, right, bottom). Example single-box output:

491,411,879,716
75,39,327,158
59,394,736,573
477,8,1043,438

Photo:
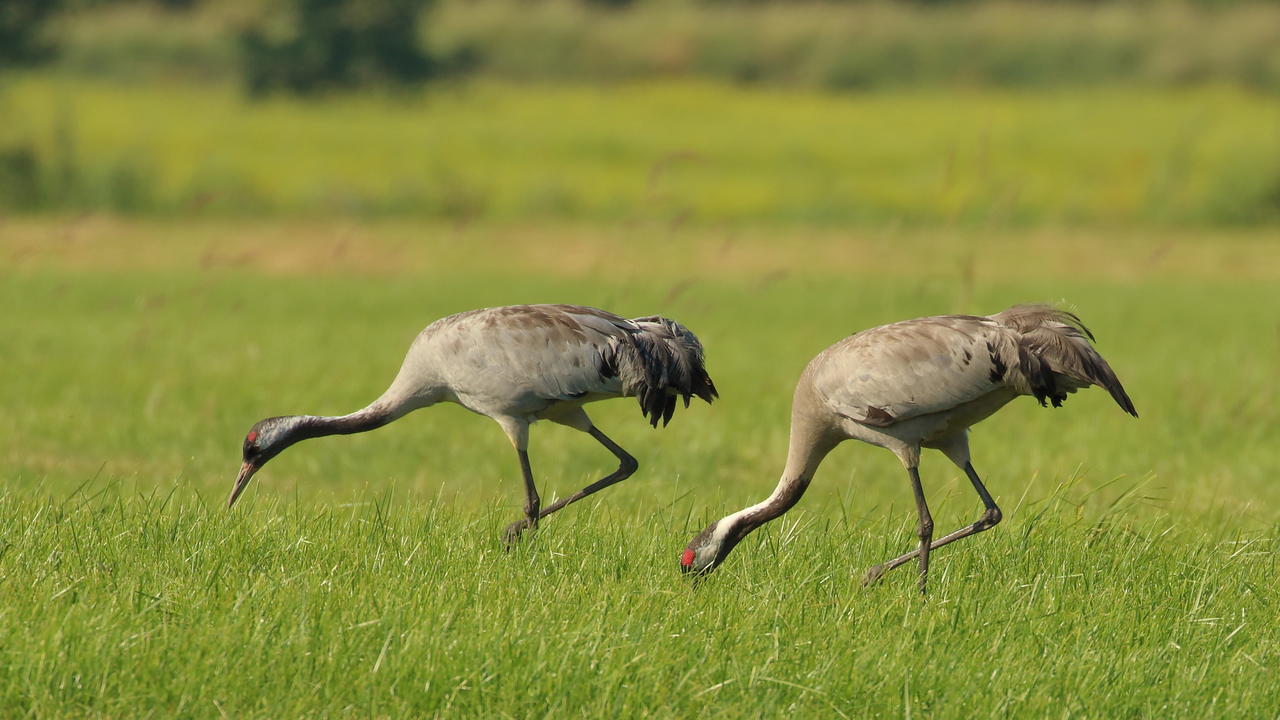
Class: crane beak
227,461,259,508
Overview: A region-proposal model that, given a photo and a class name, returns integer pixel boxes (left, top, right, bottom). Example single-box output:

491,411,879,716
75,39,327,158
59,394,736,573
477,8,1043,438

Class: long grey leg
909,467,934,593
501,408,638,545
534,426,638,519
502,448,542,547
863,462,1001,589
494,416,541,548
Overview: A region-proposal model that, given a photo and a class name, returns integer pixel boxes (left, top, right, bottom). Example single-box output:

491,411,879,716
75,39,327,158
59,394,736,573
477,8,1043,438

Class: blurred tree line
7,0,1280,95
238,0,440,95
3,0,1277,222
0,0,62,67
2,0,445,93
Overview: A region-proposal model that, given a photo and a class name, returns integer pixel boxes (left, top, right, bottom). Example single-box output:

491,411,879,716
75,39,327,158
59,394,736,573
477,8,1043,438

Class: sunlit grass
1,219,1277,715
3,488,1275,717
4,77,1278,224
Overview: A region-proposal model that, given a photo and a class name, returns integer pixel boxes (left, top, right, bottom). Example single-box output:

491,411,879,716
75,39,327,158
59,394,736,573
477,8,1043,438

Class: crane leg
905,466,935,594
501,410,638,545
534,426,638,520
863,462,1002,589
495,417,543,548
501,449,542,546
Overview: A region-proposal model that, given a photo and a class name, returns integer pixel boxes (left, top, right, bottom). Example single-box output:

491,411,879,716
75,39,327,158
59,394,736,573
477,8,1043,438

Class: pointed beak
227,461,258,508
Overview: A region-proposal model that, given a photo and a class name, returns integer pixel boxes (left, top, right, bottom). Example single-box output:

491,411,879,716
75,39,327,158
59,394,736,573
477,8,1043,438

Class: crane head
228,416,301,508
679,517,746,577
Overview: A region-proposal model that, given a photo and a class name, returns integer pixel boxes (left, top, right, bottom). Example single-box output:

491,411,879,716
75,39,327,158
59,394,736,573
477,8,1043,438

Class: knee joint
619,456,639,476
982,507,1002,529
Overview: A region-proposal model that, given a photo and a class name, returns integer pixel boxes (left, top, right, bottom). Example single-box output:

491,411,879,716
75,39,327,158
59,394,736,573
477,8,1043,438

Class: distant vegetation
427,0,1280,92
239,0,442,96
0,0,62,68
34,0,1280,91
3,79,1278,225
3,0,1279,224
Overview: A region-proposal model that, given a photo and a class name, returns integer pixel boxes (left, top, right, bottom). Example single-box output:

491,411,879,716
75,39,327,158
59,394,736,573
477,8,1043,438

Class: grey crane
679,304,1136,593
229,304,717,542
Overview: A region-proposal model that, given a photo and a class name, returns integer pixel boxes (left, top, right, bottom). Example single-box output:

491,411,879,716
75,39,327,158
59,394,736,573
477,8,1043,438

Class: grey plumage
681,303,1136,593
819,304,1137,429
230,304,716,541
409,304,716,425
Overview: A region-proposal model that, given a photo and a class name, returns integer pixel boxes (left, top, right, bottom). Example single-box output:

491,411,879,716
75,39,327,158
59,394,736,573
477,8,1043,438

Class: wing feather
812,316,1012,427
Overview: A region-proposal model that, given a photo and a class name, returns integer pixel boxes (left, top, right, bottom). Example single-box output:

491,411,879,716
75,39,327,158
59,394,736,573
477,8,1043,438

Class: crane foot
502,517,536,549
861,564,887,587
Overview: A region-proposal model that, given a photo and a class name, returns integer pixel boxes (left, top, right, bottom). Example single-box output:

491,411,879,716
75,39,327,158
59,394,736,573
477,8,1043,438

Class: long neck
722,395,836,537
297,403,397,439
294,379,426,441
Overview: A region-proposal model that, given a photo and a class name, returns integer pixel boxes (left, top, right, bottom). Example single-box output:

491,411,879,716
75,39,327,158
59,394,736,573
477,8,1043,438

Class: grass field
2,218,1278,716
4,77,1279,225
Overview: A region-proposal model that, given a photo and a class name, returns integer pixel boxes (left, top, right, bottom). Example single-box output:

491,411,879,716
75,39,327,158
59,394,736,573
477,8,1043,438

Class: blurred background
1,0,1278,225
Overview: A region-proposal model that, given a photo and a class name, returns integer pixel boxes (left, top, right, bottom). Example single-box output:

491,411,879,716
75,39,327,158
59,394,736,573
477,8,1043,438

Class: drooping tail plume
992,304,1138,417
601,316,718,427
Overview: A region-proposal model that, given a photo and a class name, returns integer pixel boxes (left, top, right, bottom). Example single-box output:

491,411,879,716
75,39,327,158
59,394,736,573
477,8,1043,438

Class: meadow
4,77,1280,225
2,218,1278,716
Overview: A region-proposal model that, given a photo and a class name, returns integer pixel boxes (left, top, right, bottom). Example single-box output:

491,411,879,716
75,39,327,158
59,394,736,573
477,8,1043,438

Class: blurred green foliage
239,0,439,96
3,1,1279,225
427,0,1280,91
0,0,62,68
3,78,1278,225
34,0,1280,91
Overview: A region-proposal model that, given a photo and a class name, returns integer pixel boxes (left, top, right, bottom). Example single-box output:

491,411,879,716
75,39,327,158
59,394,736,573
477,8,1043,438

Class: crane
229,304,717,543
679,304,1135,593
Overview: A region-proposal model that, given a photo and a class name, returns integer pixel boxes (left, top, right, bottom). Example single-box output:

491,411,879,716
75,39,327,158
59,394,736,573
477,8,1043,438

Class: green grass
1,220,1278,716
4,76,1279,224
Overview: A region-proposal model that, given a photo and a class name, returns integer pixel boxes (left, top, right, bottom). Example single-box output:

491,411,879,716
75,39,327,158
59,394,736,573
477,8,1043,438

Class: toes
502,518,535,549
861,564,886,587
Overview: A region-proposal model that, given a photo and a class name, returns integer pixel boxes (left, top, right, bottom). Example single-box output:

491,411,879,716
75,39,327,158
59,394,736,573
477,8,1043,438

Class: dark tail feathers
992,304,1138,418
601,316,718,427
